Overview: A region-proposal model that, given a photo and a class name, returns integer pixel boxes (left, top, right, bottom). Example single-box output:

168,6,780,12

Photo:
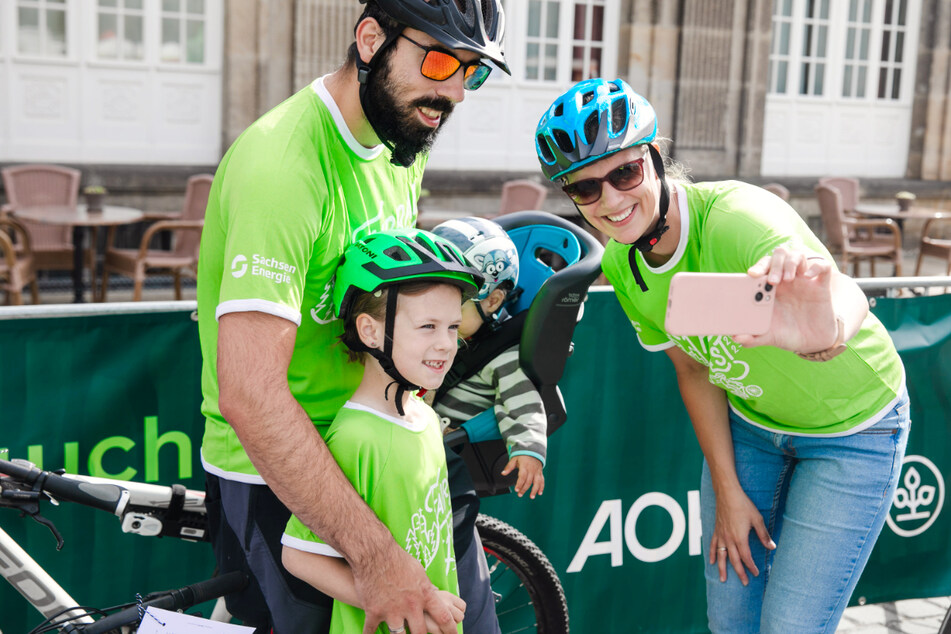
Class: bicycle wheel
477,513,569,633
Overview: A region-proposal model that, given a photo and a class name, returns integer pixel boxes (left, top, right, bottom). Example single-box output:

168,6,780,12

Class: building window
769,0,794,94
96,0,145,61
161,0,206,64
878,0,908,100
799,0,829,95
525,0,559,81
16,0,68,57
519,0,613,84
768,0,914,101
842,0,873,98
570,0,605,82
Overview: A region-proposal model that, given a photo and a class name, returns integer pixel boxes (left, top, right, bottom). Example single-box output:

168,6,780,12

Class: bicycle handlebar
0,459,127,516
70,571,248,634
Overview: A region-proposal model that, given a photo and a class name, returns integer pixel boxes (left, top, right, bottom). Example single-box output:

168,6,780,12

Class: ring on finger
717,546,728,552
388,627,405,633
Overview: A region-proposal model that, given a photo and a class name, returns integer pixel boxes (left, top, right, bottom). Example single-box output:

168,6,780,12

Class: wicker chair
498,179,548,216
815,184,902,277
1,164,81,275
100,174,212,301
0,218,40,305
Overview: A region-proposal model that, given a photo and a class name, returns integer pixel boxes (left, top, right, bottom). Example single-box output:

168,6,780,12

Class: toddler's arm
501,454,545,498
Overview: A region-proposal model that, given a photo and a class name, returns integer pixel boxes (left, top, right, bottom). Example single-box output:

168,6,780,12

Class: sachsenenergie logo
231,255,248,277
231,253,297,284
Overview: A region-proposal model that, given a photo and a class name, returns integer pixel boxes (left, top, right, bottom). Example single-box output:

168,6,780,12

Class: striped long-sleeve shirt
434,344,547,465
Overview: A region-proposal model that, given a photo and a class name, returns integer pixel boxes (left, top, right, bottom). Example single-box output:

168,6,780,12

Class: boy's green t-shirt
198,77,426,480
602,181,904,435
282,402,460,634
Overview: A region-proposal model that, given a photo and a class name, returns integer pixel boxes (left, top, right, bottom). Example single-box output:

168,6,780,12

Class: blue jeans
700,389,910,633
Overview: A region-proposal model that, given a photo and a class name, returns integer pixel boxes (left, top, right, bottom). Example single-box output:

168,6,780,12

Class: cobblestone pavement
838,596,950,633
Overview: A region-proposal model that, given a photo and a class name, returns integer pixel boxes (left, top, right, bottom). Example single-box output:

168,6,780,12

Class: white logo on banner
886,454,944,537
231,254,248,278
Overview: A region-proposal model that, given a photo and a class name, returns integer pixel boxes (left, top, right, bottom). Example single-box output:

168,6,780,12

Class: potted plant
895,190,916,211
83,185,107,212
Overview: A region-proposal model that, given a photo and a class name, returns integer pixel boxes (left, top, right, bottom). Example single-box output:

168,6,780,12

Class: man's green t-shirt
602,181,904,435
198,77,426,481
282,402,460,634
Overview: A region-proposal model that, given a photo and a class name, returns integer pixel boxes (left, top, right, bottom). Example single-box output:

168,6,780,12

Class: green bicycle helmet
334,228,483,415
334,228,483,321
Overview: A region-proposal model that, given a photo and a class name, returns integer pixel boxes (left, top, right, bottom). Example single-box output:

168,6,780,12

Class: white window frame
14,0,75,62
767,0,918,104
501,0,619,85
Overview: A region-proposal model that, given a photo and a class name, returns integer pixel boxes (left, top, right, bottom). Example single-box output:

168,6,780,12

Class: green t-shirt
198,77,426,480
602,181,904,435
282,402,460,634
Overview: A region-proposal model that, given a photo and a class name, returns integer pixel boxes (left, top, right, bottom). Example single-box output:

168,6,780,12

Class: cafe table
852,202,950,235
12,204,145,303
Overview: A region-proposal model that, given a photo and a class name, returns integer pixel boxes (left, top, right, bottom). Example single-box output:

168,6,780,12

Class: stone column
221,0,295,150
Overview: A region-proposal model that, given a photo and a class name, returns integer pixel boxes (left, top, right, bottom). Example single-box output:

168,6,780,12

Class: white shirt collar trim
311,75,384,161
343,400,429,432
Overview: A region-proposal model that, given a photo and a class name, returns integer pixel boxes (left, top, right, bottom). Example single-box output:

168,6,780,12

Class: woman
535,78,909,632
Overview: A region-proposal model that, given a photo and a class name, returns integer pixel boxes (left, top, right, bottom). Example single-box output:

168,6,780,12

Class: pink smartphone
665,272,775,336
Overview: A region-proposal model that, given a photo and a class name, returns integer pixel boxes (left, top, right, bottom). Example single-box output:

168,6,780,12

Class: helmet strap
356,28,417,168
365,286,421,416
631,144,670,254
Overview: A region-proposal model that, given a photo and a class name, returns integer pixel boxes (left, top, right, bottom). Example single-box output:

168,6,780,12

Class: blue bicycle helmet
535,78,657,182
535,78,670,264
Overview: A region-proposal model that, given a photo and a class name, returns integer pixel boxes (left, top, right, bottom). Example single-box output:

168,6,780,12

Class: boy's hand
501,456,545,499
424,591,466,632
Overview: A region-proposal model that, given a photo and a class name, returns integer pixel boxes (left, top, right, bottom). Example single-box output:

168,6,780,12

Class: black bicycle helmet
363,0,509,74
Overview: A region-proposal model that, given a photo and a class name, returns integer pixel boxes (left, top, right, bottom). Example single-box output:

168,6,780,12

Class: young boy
280,229,484,634
431,217,547,499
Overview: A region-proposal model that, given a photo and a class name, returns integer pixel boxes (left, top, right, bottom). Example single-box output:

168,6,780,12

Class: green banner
1,292,949,632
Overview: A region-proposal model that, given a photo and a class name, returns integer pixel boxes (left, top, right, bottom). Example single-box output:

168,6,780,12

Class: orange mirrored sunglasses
400,34,493,90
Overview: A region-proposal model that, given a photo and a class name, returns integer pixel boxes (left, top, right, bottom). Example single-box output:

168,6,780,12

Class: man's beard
364,55,455,167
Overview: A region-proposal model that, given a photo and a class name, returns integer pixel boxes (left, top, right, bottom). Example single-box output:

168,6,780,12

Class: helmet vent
552,129,574,154
611,99,628,135
384,246,411,261
537,134,555,163
582,90,595,106
583,111,600,145
453,0,476,29
553,103,564,117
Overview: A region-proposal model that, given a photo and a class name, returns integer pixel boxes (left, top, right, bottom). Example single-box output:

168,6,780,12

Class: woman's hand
732,246,839,353
709,485,776,585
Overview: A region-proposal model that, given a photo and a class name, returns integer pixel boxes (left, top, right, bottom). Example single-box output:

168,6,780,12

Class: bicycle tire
477,513,569,633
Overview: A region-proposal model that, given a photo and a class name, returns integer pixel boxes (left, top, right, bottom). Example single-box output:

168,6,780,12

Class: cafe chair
815,184,903,277
497,179,548,216
0,218,40,305
818,177,861,216
100,174,212,301
0,164,81,275
915,216,951,282
763,183,790,202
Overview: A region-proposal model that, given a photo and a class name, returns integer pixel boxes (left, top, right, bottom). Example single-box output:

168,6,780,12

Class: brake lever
0,474,66,550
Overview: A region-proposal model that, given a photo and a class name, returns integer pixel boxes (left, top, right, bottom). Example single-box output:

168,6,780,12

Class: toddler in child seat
431,217,547,499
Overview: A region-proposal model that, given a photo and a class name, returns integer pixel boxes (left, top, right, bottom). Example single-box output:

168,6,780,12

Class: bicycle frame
0,526,95,626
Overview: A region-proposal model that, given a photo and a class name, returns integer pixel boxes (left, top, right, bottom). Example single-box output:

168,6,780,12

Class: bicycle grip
0,459,126,514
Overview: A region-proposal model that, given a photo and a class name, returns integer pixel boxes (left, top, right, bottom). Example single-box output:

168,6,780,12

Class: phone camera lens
765,283,774,292
755,292,764,302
